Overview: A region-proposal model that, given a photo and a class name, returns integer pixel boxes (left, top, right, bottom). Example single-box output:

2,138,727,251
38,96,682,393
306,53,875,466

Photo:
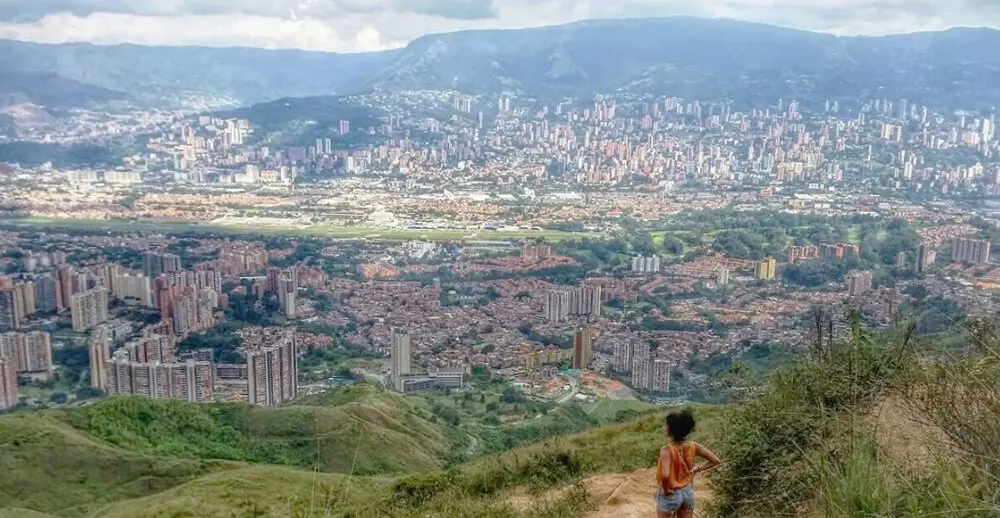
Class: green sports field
0,217,596,242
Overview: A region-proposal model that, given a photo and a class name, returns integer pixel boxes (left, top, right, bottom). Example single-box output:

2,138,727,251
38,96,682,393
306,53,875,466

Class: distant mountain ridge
364,17,1000,107
4,17,1000,110
0,69,131,109
0,39,400,108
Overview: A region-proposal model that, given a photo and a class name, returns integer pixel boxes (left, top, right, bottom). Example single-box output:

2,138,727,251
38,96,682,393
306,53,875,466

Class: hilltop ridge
5,18,1000,108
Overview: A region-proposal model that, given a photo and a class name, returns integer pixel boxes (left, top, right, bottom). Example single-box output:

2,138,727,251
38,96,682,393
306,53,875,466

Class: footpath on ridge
511,467,712,517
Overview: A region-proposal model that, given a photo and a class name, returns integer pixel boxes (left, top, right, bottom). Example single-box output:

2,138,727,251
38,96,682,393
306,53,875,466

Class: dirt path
583,467,712,518
510,467,712,518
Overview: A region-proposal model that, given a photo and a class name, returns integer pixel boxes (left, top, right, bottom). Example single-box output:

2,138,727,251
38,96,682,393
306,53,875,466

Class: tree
663,236,685,255
262,293,282,315
500,387,525,404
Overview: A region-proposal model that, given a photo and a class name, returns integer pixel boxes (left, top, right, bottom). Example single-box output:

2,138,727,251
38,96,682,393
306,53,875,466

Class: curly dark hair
665,408,696,442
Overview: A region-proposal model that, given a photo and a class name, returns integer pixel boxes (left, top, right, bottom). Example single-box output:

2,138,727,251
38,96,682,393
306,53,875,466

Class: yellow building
756,257,776,280
523,348,573,369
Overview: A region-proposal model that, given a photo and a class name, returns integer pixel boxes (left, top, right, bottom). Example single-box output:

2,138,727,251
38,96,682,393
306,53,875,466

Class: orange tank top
657,442,696,492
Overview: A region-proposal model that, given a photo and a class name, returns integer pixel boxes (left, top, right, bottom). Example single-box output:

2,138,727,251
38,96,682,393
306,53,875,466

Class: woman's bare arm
693,443,721,475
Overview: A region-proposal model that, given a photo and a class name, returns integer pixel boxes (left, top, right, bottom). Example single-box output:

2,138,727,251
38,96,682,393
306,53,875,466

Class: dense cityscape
1,84,999,414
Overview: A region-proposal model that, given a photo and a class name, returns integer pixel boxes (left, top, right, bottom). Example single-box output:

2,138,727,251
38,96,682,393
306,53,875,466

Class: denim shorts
656,484,695,513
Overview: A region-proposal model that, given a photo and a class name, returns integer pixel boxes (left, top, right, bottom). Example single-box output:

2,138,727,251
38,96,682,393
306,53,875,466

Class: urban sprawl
1,90,1000,410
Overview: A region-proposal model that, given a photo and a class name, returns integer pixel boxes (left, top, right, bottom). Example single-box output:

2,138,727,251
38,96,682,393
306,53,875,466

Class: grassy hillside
60,386,457,475
0,413,231,517
96,466,392,518
707,316,1000,517
1,380,727,517
89,405,723,517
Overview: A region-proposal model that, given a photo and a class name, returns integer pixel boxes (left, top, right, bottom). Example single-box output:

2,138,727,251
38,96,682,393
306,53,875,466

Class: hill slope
0,39,399,107
6,19,1000,110
0,413,231,517
59,386,457,475
0,70,130,109
364,18,1000,106
96,466,391,518
84,406,724,517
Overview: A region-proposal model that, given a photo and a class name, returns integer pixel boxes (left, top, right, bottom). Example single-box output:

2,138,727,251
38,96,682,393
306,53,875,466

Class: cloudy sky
0,0,994,52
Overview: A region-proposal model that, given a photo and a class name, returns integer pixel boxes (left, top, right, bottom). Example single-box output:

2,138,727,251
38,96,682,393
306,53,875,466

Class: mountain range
4,17,1000,110
0,40,397,109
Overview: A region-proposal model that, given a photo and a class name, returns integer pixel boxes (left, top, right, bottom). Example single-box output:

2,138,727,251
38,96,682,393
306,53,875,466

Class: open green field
0,217,595,243
580,398,660,422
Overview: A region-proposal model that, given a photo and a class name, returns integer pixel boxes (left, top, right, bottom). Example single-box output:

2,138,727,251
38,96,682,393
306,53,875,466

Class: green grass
846,225,861,244
60,388,456,476
0,413,231,517
0,217,593,243
99,405,721,518
580,399,660,423
96,466,391,518
2,389,724,517
462,406,723,479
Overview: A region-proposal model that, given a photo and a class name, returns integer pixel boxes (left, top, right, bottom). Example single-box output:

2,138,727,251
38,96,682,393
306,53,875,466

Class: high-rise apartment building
627,345,670,393
58,266,75,309
755,257,776,280
89,326,111,389
14,282,36,318
0,360,17,410
521,245,552,261
916,244,927,273
0,331,52,380
390,328,411,392
631,255,661,273
126,334,177,364
952,238,991,265
572,328,592,369
896,251,907,269
0,287,20,331
542,286,601,321
544,289,571,322
71,287,109,332
631,351,652,391
613,341,634,373
106,349,131,394
106,351,214,403
847,271,874,297
143,252,182,279
651,359,671,393
34,273,59,313
278,271,297,318
788,245,819,263
266,267,282,293
113,273,155,307
716,268,730,286
569,285,602,318
245,331,298,405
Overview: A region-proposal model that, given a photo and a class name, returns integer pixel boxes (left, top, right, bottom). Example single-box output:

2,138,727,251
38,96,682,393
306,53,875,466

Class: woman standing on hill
656,409,721,518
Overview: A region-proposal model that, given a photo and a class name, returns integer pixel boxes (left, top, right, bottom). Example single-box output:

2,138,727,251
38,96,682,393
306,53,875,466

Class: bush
710,314,912,516
711,315,1000,517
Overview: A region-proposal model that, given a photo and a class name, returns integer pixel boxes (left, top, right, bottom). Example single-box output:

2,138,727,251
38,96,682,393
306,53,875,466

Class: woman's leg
676,508,692,518
657,511,673,518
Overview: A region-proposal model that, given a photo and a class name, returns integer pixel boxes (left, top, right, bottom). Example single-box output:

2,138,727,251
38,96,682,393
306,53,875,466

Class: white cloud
0,0,997,52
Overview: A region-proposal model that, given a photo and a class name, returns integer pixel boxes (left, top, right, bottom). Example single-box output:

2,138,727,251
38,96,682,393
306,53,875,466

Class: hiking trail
510,467,713,517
